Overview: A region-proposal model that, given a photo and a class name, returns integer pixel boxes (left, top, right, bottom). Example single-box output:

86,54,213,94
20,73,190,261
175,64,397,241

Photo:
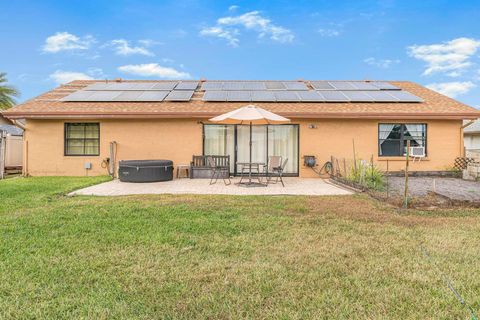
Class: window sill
377,157,429,161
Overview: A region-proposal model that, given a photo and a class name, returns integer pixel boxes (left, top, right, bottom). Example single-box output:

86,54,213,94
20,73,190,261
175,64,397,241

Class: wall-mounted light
308,124,317,129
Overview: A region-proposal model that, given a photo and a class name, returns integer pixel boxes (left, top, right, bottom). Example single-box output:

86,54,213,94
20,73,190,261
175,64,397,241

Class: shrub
346,160,385,191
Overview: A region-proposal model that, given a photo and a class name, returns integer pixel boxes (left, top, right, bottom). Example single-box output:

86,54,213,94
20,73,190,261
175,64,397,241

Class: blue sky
1,0,480,108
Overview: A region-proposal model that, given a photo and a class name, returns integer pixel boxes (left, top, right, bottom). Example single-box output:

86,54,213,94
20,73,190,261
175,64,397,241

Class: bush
346,160,385,191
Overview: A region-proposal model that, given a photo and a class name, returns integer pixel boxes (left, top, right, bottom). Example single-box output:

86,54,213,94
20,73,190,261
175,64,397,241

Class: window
65,123,100,156
378,123,426,156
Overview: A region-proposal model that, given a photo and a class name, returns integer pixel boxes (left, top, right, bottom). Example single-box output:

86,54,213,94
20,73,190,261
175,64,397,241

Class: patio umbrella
209,105,290,186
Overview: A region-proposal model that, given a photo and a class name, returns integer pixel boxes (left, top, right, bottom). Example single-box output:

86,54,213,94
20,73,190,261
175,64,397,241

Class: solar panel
386,90,423,102
86,91,123,101
283,82,308,90
83,82,111,90
83,82,162,91
227,91,251,101
151,82,178,90
341,91,374,102
242,82,266,90
201,82,223,90
175,81,199,90
61,90,95,101
328,81,357,90
112,91,144,101
274,91,300,101
136,91,169,101
297,91,325,101
265,82,286,90
319,91,349,102
310,81,335,90
251,91,276,101
223,82,244,90
164,90,194,101
365,91,399,102
371,82,400,90
203,91,227,101
351,82,380,90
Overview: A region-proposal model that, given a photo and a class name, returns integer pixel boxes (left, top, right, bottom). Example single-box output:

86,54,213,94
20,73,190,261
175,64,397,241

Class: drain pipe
109,141,117,178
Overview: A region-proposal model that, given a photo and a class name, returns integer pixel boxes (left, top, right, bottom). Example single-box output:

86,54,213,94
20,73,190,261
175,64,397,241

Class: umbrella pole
249,122,252,184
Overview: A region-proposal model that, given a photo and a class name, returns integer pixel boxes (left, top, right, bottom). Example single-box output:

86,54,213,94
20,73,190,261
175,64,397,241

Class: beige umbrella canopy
209,105,290,186
209,105,290,125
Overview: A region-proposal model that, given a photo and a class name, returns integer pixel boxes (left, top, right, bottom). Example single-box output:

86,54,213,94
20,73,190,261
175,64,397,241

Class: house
464,119,480,152
0,113,24,136
3,80,480,177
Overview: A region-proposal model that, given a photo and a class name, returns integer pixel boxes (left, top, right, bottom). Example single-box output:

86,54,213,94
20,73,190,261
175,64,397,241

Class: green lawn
1,177,479,319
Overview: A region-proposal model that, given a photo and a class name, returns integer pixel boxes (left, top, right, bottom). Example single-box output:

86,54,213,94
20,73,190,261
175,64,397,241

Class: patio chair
207,156,231,186
266,157,288,187
263,155,282,182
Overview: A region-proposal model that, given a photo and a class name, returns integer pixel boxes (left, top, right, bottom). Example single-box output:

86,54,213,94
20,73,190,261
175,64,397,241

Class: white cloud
364,57,400,68
118,63,191,79
49,70,93,84
42,32,95,53
200,10,294,46
228,5,239,11
200,26,240,47
107,39,154,56
86,67,106,78
318,28,340,37
426,81,476,98
408,37,480,77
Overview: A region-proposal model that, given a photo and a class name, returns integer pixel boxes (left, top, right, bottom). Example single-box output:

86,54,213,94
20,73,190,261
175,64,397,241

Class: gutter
3,111,480,120
462,120,476,129
12,119,26,130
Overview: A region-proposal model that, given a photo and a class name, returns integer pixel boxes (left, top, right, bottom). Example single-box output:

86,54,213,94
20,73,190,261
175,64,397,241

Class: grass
1,177,479,319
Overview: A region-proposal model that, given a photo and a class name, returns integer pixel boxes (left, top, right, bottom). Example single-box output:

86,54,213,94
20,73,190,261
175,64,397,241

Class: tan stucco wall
23,118,463,177
299,119,462,177
24,119,202,176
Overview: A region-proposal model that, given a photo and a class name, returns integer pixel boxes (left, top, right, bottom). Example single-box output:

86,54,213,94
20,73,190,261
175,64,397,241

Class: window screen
65,123,100,156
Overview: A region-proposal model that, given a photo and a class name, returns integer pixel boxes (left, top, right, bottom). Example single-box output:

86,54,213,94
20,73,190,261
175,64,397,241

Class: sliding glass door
203,124,299,175
268,125,299,174
203,125,235,172
236,125,267,173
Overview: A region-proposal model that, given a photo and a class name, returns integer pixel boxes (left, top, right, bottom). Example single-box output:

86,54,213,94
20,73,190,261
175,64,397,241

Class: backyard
1,176,480,319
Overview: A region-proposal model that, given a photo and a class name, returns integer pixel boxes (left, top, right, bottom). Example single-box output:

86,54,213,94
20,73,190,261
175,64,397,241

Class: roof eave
3,111,479,120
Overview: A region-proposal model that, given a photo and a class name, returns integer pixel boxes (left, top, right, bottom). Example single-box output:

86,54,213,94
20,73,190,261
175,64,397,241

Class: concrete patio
70,178,353,196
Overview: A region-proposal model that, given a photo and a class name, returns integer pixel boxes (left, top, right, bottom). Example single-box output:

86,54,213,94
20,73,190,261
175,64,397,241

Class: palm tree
0,73,19,110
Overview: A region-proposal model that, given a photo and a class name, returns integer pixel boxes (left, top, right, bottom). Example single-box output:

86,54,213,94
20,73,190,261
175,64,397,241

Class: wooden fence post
403,140,410,208
386,160,389,199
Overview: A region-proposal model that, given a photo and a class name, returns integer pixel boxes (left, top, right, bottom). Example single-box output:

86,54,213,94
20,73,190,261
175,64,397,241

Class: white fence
0,132,23,179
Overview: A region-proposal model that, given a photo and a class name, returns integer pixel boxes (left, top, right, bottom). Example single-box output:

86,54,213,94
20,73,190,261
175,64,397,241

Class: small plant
445,166,462,178
346,160,385,191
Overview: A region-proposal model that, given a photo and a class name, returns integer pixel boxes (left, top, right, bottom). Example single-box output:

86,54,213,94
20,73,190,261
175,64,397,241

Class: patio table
237,162,267,187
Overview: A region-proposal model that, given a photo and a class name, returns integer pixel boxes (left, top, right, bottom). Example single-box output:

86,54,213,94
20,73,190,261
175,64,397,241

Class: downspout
461,120,477,157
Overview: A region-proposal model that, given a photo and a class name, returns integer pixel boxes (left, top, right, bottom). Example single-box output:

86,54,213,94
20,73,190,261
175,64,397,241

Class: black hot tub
118,160,174,183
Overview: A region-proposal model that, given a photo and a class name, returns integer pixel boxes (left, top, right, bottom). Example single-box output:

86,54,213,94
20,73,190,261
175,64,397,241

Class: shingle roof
465,119,480,133
0,124,23,136
3,80,480,120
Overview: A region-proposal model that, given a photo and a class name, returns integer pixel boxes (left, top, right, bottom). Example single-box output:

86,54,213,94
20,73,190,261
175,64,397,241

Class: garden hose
310,161,333,176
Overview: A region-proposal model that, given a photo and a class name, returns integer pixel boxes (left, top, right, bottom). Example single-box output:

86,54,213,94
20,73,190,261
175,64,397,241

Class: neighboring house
0,113,24,136
464,119,480,152
3,80,480,177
